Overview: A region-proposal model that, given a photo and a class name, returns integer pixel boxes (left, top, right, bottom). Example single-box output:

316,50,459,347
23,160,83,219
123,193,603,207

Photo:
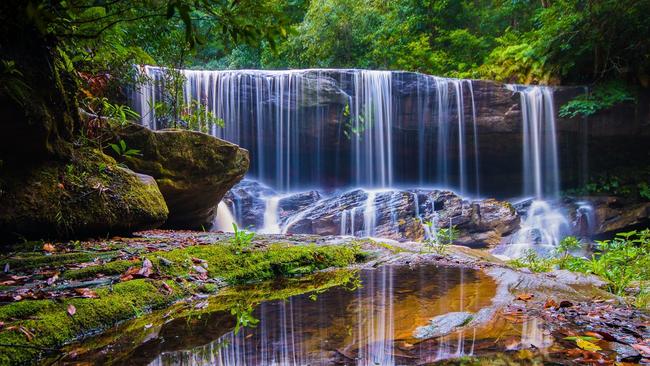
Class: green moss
61,259,138,280
149,242,361,283
0,241,364,364
5,251,119,272
0,147,168,240
0,279,184,365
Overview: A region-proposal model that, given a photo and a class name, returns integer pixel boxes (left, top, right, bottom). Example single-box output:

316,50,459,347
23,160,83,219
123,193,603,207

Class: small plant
555,236,582,267
423,220,458,255
230,301,259,334
638,182,650,200
508,249,555,273
342,103,371,140
230,223,254,253
558,230,650,296
109,139,140,158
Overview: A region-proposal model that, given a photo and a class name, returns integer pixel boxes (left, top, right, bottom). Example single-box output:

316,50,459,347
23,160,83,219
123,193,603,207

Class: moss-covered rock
106,123,249,229
0,148,168,240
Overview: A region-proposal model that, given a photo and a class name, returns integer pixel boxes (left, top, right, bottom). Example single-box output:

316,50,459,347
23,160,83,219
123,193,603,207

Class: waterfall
499,85,569,258
212,202,237,232
133,67,480,194
363,191,377,237
260,196,281,234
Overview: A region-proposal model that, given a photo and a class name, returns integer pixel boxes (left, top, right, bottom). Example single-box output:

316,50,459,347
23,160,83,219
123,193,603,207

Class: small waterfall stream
498,85,570,257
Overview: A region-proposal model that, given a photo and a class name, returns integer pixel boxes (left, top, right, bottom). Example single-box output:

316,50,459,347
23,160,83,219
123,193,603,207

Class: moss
0,148,168,240
5,251,119,272
0,279,184,365
61,259,138,280
149,242,361,283
0,241,364,364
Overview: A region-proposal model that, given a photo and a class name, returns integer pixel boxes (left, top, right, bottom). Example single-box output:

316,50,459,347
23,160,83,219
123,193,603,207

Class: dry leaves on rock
74,288,99,298
516,293,534,301
43,243,56,252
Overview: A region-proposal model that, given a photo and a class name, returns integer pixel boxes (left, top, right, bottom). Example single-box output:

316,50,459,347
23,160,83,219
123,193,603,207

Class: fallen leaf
576,338,602,352
47,274,59,286
43,243,56,252
160,282,173,295
67,304,77,316
544,298,558,308
559,300,574,308
516,293,534,301
74,288,99,298
192,265,208,274
138,258,153,277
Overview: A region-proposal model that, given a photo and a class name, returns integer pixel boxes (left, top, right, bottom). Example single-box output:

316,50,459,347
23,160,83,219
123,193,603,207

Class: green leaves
109,140,141,158
230,223,255,253
560,81,635,118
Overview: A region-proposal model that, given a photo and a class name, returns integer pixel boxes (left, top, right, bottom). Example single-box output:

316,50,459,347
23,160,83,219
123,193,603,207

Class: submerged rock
414,311,473,339
0,148,168,239
107,123,249,229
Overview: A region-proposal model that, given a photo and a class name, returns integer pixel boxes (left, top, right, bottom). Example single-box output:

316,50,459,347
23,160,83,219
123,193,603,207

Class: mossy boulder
0,148,168,239
107,123,249,229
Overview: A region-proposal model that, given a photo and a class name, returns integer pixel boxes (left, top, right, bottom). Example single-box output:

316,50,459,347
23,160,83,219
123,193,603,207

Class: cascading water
133,67,480,194
498,85,569,258
260,196,282,234
133,67,578,251
212,202,237,232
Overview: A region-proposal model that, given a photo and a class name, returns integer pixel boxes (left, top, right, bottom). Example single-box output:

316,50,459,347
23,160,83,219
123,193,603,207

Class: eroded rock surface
108,123,249,229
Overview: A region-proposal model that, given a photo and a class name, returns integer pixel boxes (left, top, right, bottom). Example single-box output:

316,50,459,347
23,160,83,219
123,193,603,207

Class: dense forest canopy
1,0,649,128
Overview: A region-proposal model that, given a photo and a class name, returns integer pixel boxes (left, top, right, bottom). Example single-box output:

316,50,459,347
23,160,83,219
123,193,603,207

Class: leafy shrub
507,249,555,273
559,81,634,118
559,231,650,296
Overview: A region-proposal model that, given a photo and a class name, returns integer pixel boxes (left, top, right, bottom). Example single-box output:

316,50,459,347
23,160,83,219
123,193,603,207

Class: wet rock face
223,180,519,246
107,123,249,229
284,187,520,246
222,180,275,230
568,196,650,236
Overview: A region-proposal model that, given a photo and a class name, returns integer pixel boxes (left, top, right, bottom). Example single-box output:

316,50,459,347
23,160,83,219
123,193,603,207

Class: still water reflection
64,265,551,365
147,266,495,366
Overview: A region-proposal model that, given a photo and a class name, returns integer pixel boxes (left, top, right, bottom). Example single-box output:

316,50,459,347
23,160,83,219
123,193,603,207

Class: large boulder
107,123,249,229
0,148,168,239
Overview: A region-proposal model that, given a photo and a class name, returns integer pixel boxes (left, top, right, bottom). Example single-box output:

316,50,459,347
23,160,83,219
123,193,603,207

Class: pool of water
60,265,550,365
